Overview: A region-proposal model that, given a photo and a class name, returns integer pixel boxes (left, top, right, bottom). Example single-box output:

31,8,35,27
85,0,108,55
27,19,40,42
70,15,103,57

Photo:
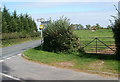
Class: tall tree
107,25,112,29
2,6,38,33
0,11,2,33
95,23,101,29
112,10,120,60
10,10,18,32
86,24,91,30
78,24,84,30
2,6,12,33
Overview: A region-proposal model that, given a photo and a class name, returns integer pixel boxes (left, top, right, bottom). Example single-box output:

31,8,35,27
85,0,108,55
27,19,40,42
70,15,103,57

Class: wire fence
80,37,116,54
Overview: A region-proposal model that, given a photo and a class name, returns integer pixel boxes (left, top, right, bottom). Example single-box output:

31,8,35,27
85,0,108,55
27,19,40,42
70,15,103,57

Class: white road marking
0,55,18,62
0,72,20,80
6,57,11,60
18,54,21,56
0,60,4,62
0,54,21,62
12,56,15,58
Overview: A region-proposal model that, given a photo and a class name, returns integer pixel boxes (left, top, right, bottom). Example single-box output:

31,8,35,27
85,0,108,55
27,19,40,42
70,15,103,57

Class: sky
1,1,119,28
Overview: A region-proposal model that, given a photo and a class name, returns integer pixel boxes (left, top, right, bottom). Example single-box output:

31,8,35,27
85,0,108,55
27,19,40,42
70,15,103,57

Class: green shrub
43,17,81,53
112,10,120,60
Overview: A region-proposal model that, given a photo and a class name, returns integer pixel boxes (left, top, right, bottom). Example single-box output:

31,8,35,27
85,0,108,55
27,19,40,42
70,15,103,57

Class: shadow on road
2,62,12,81
2,62,11,74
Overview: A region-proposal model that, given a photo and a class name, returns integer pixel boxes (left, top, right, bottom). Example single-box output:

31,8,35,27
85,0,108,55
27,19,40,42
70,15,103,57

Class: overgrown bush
112,10,120,60
43,17,81,53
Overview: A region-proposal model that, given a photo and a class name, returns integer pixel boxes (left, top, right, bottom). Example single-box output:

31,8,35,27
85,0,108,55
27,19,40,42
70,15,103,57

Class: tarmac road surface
0,39,119,81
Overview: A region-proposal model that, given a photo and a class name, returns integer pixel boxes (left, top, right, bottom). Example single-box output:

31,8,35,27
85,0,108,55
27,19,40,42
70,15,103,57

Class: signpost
37,18,45,47
39,25,44,40
40,25,44,30
37,18,50,48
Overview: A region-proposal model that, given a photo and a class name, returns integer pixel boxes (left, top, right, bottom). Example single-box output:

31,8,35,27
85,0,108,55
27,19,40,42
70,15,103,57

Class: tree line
1,6,37,33
71,23,112,30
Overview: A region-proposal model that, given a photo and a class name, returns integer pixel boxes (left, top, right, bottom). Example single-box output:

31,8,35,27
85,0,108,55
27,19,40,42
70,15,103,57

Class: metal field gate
80,37,116,54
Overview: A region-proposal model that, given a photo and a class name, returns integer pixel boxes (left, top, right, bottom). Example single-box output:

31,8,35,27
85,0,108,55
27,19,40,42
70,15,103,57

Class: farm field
74,29,113,38
74,29,115,54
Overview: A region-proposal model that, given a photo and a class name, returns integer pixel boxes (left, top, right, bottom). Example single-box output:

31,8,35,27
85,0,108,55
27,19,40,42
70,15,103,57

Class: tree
10,10,18,32
86,24,91,30
2,6,11,33
2,17,8,33
77,24,84,30
13,10,17,19
18,14,24,32
70,24,84,30
112,18,120,60
2,6,37,33
10,18,18,32
95,23,101,29
23,14,29,31
95,23,103,29
107,25,112,29
111,10,120,60
0,11,2,33
70,24,77,30
79,24,84,30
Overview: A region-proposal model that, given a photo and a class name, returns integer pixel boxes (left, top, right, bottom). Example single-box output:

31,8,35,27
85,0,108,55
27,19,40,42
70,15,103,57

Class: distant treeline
70,23,112,30
1,6,37,33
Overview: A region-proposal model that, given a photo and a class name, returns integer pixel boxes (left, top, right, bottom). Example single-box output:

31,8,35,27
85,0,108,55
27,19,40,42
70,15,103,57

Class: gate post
95,38,98,53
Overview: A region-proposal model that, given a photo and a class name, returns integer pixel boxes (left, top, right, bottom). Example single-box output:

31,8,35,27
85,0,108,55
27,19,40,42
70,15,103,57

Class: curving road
0,40,42,59
0,40,119,81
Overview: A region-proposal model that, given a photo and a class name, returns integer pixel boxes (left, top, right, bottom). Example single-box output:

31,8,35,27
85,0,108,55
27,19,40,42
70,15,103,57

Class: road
0,40,119,81
0,39,42,81
0,40,42,59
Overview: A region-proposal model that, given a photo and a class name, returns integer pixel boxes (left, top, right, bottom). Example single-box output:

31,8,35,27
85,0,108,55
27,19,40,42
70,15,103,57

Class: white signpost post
37,18,45,47
37,18,50,48
39,25,44,39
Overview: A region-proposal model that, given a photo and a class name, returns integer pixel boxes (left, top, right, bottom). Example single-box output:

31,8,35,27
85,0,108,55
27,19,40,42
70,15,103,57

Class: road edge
21,53,119,78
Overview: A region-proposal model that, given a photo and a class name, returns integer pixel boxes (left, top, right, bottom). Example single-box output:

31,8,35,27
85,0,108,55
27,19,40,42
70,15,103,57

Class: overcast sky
1,1,119,28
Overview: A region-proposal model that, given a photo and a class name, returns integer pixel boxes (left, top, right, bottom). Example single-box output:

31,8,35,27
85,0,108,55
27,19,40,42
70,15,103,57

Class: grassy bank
23,46,119,77
2,37,40,47
1,32,41,47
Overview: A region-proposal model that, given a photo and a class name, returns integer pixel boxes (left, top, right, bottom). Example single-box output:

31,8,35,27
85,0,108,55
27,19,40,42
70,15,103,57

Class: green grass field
74,29,113,38
74,29,115,53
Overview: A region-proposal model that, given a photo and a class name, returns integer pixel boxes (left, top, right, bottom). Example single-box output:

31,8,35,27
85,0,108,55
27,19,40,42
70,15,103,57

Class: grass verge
23,46,119,77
